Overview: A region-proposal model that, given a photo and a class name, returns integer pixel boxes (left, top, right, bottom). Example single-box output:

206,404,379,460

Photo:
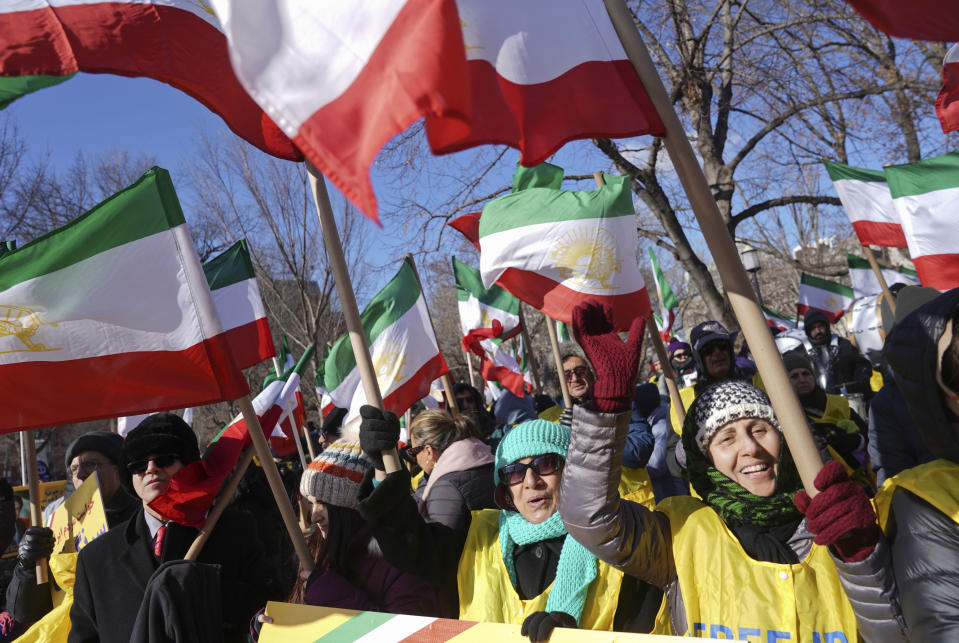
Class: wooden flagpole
465,349,477,388
302,423,317,461
292,420,309,471
592,172,685,424
603,0,822,494
546,314,573,408
21,430,47,584
305,162,401,473
404,253,460,418
862,246,897,315
518,306,542,392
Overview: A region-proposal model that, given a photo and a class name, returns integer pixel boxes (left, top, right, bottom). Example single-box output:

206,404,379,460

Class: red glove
793,461,879,562
571,300,645,413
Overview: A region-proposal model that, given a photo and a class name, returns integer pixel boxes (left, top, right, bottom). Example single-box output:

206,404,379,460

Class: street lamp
738,243,764,306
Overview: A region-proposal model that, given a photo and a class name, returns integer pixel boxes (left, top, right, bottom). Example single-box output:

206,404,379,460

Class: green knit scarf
499,510,598,624
682,413,803,528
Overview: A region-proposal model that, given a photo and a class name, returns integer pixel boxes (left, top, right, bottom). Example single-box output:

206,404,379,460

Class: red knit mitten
793,461,879,562
571,300,645,413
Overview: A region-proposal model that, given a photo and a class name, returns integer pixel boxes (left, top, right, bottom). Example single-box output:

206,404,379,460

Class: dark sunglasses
401,444,427,463
700,340,729,357
126,454,179,475
499,453,564,486
563,365,591,382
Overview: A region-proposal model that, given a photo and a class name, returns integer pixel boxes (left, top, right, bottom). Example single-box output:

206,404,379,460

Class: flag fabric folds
824,160,906,248
461,321,526,397
478,163,651,330
0,167,248,433
936,43,959,134
846,253,918,299
323,259,449,425
797,274,855,324
453,257,521,340
203,240,275,370
268,345,315,458
648,248,678,334
762,306,797,332
843,0,959,42
209,0,664,222
885,150,959,290
0,1,300,160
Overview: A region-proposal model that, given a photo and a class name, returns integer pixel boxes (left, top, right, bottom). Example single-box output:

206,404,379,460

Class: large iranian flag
885,151,959,290
209,0,664,221
0,1,299,160
0,167,248,433
824,160,906,248
846,253,919,298
479,163,650,330
204,240,274,370
797,274,855,324
324,260,449,424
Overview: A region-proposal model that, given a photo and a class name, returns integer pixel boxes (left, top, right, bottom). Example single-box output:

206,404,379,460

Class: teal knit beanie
494,419,570,484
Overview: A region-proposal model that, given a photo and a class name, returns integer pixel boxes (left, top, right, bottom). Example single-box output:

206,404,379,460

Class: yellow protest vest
457,509,623,629
807,393,850,426
874,459,959,533
17,552,78,643
655,496,858,642
619,466,658,509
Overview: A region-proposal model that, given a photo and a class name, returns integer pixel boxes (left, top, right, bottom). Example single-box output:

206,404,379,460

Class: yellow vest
17,552,77,643
874,459,959,533
807,393,850,426
457,509,623,629
655,496,859,642
619,466,657,509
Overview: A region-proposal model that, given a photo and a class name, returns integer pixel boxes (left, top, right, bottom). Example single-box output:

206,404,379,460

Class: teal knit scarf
498,510,598,624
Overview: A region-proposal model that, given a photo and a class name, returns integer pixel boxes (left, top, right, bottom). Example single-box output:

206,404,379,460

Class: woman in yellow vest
355,407,664,642
560,301,906,642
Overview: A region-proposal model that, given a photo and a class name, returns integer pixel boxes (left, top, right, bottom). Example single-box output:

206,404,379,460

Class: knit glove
571,300,645,413
359,405,400,471
521,610,576,643
18,526,54,567
793,461,879,562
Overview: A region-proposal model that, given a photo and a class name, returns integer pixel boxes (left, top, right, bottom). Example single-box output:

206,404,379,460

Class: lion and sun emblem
549,226,622,290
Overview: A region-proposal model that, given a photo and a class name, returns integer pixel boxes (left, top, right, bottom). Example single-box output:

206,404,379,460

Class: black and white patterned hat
691,380,780,453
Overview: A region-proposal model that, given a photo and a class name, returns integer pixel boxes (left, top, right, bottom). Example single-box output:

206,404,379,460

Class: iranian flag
824,160,906,248
266,345,314,458
555,320,571,343
204,240,274,370
762,306,797,332
478,163,651,330
323,259,449,424
462,321,526,397
885,150,959,290
0,1,299,160
797,274,855,324
209,0,664,221
453,257,520,340
648,248,679,334
936,43,959,134
0,167,248,433
846,253,919,298
843,0,959,42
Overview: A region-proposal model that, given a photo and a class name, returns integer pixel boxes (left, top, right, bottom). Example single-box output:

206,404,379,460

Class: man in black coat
801,309,873,396
68,414,273,643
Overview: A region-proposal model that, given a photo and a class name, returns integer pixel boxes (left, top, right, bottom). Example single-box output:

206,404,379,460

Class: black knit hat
64,431,124,472
123,413,200,469
802,309,829,331
782,349,813,374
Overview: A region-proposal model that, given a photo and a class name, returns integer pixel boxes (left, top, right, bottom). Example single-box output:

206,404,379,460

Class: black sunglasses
401,444,427,464
499,453,564,486
126,454,179,475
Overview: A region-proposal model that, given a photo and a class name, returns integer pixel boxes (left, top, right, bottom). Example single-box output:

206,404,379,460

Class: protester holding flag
355,408,665,641
801,310,873,398
561,301,906,641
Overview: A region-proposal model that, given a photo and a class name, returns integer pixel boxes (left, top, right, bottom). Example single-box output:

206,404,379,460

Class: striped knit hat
299,438,372,509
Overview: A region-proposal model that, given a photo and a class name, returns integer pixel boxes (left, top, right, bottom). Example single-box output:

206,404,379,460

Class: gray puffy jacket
559,405,905,641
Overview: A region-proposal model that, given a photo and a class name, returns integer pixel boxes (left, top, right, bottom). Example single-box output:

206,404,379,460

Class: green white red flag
0,167,248,433
266,345,314,458
478,163,651,330
762,306,797,332
323,259,449,425
204,240,275,370
461,321,526,397
797,274,855,324
453,256,520,340
846,253,918,299
208,0,664,221
885,150,959,290
0,1,299,160
648,248,678,334
824,160,906,248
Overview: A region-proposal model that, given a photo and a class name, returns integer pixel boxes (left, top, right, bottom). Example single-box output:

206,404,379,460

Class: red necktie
153,524,167,557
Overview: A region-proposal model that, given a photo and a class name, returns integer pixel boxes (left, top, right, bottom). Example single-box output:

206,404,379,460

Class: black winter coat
421,463,496,532
69,509,272,643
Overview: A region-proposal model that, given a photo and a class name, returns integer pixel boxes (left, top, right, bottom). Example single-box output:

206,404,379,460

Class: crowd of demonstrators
560,301,906,641
800,309,873,399
631,384,687,501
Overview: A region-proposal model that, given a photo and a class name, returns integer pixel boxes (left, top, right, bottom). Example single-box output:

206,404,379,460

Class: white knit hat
299,438,372,509
691,381,780,454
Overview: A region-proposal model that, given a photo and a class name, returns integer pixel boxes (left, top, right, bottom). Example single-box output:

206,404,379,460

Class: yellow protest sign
49,472,108,555
3,480,68,559
259,603,693,643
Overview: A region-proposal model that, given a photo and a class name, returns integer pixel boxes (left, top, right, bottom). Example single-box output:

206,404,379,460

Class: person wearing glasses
6,431,138,628
69,413,272,643
356,408,664,641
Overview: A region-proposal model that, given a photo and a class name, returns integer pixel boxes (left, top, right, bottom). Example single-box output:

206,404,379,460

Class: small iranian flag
0,167,248,433
323,259,449,424
478,163,651,330
824,160,906,248
648,248,678,334
269,336,295,380
885,150,959,290
762,306,797,332
267,345,314,458
453,257,520,340
846,253,919,298
555,320,571,344
204,240,275,370
797,274,855,324
462,321,526,397
936,43,959,134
